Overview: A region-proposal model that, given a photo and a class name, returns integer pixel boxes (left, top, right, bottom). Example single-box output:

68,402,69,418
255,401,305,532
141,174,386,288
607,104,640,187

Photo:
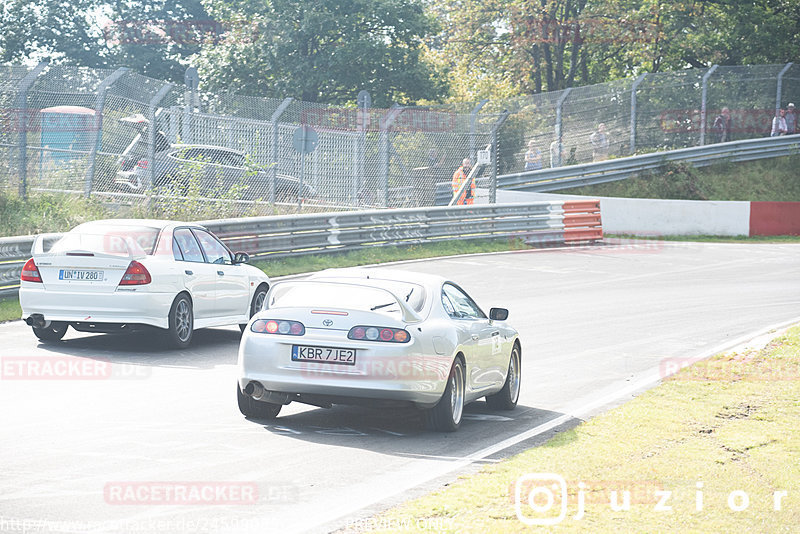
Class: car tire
165,294,193,349
486,344,521,410
32,322,68,342
425,358,465,432
240,283,268,333
237,384,282,419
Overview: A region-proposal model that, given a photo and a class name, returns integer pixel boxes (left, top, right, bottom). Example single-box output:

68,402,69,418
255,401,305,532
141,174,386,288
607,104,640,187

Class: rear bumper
238,333,453,407
20,283,174,329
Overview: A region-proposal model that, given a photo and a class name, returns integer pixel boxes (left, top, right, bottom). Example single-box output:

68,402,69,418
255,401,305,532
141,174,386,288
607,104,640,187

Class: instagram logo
514,473,568,525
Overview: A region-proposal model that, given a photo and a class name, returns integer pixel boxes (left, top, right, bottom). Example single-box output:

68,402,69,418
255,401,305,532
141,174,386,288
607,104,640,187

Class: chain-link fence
1,62,797,216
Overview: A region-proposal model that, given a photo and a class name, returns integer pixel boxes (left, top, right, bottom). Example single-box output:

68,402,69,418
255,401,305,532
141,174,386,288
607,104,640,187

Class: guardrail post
84,67,129,197
489,111,510,204
269,97,293,204
145,83,173,206
554,88,572,166
776,62,793,114
13,61,48,199
630,73,647,155
469,99,489,162
699,65,718,146
380,104,404,207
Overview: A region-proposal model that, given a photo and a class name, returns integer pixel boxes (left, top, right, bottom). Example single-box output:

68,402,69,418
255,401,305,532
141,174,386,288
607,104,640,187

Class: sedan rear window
51,225,160,256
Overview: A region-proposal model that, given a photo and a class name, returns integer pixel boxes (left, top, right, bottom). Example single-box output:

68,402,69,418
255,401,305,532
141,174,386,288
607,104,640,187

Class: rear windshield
51,226,160,256
268,282,425,316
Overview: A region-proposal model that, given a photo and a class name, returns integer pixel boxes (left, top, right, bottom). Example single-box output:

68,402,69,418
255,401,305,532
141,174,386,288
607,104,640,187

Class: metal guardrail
497,134,800,192
0,201,603,298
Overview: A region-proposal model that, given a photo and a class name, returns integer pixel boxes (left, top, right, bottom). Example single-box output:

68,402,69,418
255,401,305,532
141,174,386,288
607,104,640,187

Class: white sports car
237,269,521,432
19,219,270,348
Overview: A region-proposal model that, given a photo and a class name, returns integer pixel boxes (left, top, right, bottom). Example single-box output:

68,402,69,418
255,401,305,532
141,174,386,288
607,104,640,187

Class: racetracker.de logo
104,482,259,505
1,108,102,133
659,109,778,134
1,356,149,380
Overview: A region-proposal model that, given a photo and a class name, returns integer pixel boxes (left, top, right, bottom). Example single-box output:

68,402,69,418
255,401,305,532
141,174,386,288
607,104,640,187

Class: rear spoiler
31,233,147,260
267,280,423,324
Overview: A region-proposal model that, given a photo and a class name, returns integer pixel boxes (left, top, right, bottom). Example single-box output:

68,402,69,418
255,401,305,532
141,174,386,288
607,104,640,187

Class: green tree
195,0,446,105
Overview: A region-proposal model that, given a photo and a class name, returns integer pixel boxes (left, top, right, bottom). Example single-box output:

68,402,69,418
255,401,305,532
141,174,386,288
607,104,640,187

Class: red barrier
750,202,800,236
563,200,603,242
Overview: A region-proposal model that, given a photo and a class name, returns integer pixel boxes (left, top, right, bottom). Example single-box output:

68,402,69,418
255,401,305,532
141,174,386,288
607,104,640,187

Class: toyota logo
322,319,334,327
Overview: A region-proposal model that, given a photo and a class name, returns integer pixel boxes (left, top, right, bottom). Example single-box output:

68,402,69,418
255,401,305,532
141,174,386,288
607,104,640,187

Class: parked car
20,220,270,348
237,268,521,432
116,144,316,201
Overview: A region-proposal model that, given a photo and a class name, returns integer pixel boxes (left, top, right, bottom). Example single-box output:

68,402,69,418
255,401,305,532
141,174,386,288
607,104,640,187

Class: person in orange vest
451,157,475,205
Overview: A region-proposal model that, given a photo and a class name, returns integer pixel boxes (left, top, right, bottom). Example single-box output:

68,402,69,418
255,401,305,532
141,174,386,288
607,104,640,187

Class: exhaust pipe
244,381,264,399
25,314,47,328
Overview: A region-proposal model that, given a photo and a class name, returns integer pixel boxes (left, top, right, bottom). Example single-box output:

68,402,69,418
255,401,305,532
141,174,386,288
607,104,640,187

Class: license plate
59,269,104,281
292,345,356,365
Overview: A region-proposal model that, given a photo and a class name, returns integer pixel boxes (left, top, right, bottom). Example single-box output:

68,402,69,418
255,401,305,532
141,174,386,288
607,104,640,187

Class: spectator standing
589,123,609,161
786,103,797,135
451,157,474,205
771,109,788,136
549,136,564,168
712,107,732,143
524,140,543,171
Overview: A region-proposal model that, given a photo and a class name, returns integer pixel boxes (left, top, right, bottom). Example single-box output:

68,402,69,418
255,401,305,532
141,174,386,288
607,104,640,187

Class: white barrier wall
493,190,751,236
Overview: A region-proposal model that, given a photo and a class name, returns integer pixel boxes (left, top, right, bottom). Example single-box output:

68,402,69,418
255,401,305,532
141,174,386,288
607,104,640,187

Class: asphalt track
1,240,798,533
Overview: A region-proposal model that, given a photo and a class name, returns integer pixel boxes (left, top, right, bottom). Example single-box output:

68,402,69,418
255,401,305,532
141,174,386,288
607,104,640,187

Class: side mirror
233,252,250,264
489,308,509,321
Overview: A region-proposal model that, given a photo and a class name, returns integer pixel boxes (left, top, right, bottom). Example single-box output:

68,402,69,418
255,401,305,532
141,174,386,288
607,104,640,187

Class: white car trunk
34,253,132,294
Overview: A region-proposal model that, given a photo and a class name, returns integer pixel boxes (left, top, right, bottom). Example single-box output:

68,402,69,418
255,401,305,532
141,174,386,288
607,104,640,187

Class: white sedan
20,219,270,348
237,269,521,432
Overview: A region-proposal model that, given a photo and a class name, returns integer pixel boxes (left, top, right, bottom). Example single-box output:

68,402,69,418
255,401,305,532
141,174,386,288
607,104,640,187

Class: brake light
348,325,410,343
137,159,148,169
20,258,42,283
119,260,151,285
251,319,305,336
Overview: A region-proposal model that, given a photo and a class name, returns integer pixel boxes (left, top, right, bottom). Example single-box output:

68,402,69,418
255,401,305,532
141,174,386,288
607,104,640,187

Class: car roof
310,268,447,292
72,219,202,231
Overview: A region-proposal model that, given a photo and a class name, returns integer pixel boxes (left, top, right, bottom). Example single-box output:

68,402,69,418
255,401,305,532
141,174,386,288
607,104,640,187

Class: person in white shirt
771,109,788,136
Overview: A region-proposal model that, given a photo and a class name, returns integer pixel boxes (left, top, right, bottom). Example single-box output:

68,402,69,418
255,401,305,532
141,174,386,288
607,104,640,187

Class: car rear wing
266,280,423,324
31,232,147,260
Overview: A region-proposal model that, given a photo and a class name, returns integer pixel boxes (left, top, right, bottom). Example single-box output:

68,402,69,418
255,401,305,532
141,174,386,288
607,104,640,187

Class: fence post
84,67,129,198
469,99,489,161
630,73,647,155
269,97,293,204
183,67,200,144
489,111,510,204
776,62,793,114
13,61,48,199
356,91,371,203
379,104,404,207
555,88,572,166
699,64,718,146
145,83,173,205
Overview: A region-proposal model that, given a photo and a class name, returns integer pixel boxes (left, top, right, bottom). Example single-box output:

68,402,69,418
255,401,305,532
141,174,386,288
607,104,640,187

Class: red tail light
20,258,42,283
251,319,305,335
348,325,410,343
119,260,151,285
136,159,148,169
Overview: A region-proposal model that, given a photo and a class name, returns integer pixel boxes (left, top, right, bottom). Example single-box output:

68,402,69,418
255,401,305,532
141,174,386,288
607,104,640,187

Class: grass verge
559,155,800,201
0,297,21,323
252,238,531,277
365,325,800,533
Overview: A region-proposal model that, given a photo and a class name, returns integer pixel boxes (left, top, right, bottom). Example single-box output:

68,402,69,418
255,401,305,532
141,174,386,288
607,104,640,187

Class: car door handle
217,270,224,276
184,270,193,275
471,334,480,341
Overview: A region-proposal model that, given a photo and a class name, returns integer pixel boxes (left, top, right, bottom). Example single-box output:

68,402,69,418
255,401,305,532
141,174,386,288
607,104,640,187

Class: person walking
771,109,788,136
786,103,796,135
451,157,475,205
524,140,543,170
712,107,732,143
589,123,609,161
